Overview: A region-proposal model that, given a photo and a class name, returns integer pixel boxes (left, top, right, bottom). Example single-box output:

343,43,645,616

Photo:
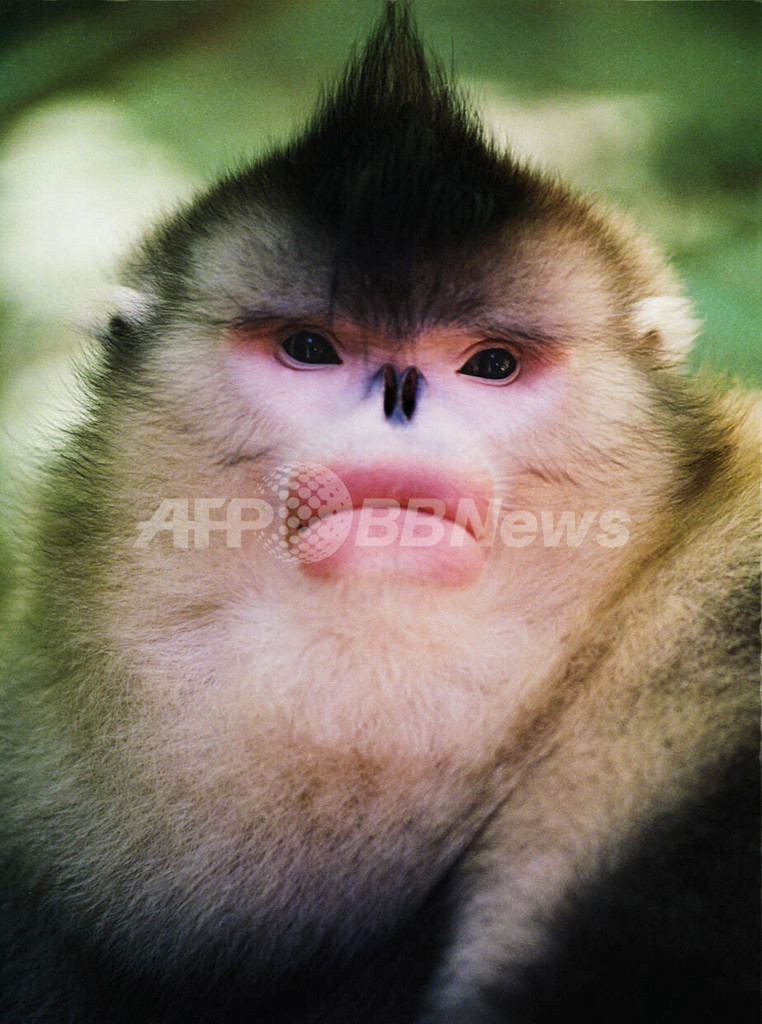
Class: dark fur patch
99,314,145,371
260,2,540,325
477,751,761,1024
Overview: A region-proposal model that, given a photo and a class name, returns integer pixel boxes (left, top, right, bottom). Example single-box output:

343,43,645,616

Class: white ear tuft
108,285,156,324
632,295,701,364
70,284,157,338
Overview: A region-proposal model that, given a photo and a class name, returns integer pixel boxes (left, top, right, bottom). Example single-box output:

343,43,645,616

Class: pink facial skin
301,463,494,587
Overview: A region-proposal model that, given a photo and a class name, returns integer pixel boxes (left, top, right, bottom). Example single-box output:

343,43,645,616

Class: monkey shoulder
439,747,760,1024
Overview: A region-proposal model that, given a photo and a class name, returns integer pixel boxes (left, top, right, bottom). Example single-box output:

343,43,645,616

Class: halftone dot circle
261,462,352,563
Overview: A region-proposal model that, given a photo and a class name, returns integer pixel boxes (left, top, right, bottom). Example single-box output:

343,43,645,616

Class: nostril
382,363,398,419
399,366,420,420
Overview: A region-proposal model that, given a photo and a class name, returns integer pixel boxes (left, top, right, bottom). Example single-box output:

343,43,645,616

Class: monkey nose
380,364,423,423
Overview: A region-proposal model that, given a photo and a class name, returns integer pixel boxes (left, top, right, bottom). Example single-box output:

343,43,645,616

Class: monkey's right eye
281,331,342,366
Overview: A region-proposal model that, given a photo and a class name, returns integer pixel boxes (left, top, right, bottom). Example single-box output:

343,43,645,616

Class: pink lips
302,463,494,586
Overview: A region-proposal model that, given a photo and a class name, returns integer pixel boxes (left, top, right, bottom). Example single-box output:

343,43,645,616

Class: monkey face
114,264,660,621
222,317,528,587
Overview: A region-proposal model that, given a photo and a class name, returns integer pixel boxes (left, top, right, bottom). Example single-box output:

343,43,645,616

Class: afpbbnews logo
135,490,631,561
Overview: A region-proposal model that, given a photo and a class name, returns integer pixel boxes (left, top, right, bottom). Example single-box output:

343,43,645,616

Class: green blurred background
0,1,760,497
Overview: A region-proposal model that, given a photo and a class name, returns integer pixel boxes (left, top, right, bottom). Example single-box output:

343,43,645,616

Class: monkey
0,4,759,1022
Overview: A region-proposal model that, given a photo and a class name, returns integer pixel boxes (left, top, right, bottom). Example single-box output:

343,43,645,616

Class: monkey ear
97,285,156,364
632,295,701,365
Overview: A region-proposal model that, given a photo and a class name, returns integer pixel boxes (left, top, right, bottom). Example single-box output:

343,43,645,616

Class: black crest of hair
258,2,538,320
119,2,544,340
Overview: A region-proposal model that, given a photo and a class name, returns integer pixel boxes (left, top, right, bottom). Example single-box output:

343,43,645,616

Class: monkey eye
459,347,518,383
281,331,342,366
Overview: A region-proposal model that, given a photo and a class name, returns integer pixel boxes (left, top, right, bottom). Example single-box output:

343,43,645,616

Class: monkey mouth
297,463,495,586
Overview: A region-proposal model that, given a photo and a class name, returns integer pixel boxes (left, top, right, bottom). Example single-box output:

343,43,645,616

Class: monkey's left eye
459,348,518,383
281,331,342,366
